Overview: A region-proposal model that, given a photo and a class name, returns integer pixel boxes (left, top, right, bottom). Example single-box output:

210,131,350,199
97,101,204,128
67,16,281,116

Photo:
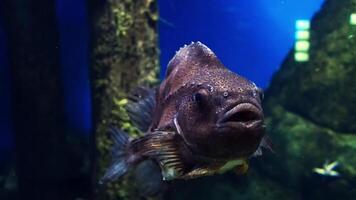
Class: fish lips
217,102,265,131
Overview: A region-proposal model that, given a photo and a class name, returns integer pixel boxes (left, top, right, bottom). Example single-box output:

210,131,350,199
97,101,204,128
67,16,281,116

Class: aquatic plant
89,0,159,199
268,0,356,133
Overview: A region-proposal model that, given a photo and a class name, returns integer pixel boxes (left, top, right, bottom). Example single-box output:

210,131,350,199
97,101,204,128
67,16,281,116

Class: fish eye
223,91,229,98
193,89,209,105
258,88,264,100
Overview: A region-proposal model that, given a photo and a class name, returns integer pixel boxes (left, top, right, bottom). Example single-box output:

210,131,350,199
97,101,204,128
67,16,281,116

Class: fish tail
99,127,133,184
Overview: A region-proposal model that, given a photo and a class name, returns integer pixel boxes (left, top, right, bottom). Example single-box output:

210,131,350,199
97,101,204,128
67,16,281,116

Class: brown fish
101,42,271,183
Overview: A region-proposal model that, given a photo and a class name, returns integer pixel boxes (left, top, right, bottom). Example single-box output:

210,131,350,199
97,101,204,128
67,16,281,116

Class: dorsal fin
126,87,156,132
166,41,224,77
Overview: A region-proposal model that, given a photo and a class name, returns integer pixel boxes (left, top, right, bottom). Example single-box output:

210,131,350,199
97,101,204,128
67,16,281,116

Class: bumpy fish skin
151,42,265,159
101,42,268,183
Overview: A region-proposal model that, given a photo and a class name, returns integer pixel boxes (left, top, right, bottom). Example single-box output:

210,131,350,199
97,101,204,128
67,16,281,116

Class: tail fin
99,127,131,184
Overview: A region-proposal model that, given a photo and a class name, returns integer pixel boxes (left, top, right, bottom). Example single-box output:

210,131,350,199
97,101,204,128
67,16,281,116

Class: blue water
0,0,324,151
55,0,92,135
159,0,324,88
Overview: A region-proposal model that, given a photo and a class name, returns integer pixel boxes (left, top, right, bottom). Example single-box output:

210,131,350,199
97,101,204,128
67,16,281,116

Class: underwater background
1,0,356,199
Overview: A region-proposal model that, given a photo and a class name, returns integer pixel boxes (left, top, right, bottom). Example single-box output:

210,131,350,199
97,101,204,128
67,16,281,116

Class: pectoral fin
133,131,185,181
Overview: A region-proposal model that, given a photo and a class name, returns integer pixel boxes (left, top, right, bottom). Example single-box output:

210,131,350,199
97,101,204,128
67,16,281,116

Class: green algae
267,0,356,133
112,98,142,137
90,0,159,199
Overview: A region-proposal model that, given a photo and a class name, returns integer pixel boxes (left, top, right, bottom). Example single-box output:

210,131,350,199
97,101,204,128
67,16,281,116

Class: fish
100,42,272,184
313,160,340,177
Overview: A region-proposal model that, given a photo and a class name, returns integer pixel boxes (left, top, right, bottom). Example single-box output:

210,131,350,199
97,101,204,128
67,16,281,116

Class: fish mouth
218,103,264,129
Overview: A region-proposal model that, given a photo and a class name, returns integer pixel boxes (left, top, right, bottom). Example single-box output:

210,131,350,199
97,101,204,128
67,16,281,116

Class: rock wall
268,0,356,133
261,0,356,199
88,0,159,199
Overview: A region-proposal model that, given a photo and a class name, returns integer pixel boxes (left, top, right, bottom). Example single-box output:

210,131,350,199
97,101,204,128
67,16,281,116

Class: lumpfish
101,42,272,183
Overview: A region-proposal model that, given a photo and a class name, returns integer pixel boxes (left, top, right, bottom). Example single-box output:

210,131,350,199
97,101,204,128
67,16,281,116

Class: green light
295,30,310,40
294,52,309,62
350,13,356,25
296,20,310,30
295,41,310,51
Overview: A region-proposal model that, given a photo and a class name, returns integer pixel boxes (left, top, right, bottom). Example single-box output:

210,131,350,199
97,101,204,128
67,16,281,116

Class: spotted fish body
101,42,271,183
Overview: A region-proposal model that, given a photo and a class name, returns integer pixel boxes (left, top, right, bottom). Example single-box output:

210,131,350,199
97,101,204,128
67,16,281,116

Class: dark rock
254,0,356,199
257,103,356,200
267,0,356,133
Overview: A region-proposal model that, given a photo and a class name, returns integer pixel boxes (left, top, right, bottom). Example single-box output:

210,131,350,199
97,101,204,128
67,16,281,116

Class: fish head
175,71,265,159
155,42,265,160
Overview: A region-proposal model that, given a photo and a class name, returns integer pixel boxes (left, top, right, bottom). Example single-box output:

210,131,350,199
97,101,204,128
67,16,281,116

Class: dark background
0,0,325,199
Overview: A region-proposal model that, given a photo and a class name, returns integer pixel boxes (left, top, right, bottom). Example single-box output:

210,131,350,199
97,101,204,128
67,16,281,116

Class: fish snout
218,103,264,129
